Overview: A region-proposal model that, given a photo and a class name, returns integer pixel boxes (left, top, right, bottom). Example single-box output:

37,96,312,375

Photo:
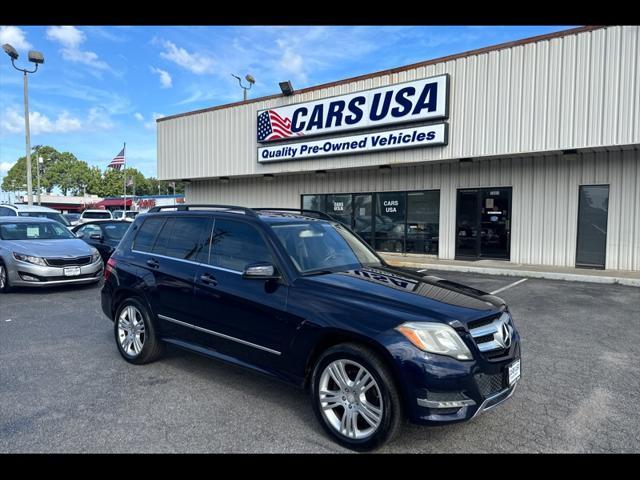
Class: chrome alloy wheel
318,359,383,440
0,264,6,289
117,305,145,357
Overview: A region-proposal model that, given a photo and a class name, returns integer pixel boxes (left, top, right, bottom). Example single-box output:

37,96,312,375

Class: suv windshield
18,211,71,227
270,221,382,274
0,221,75,240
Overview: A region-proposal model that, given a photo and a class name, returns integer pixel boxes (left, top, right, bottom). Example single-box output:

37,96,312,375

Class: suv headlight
91,250,101,263
396,322,473,361
13,252,47,267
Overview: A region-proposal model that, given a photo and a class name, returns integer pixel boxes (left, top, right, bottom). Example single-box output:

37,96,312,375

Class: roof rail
253,208,335,221
147,204,258,216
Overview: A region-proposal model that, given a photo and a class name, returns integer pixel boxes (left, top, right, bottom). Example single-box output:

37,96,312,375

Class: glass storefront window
374,192,406,253
302,194,326,213
353,194,373,245
406,191,440,255
326,194,352,226
301,190,440,255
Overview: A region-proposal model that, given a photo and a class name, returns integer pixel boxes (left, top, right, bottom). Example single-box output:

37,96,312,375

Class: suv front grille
468,312,513,358
45,256,92,267
475,372,505,397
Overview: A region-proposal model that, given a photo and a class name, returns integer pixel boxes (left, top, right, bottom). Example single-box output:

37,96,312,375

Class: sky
0,25,574,195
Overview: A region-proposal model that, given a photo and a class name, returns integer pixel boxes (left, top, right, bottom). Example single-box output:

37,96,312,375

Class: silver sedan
0,216,103,291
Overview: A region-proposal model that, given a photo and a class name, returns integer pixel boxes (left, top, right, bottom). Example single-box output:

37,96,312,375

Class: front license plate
508,359,521,386
63,266,81,277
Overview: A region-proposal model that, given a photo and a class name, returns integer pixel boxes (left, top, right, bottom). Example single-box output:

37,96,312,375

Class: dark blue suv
101,205,521,451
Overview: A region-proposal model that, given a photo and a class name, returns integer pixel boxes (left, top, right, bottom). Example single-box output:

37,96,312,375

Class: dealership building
157,25,639,272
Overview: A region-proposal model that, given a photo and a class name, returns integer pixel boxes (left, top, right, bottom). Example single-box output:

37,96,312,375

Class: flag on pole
108,147,125,170
126,176,134,187
168,181,175,188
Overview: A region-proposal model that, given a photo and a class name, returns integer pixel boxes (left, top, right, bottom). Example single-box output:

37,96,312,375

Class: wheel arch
111,287,156,322
303,329,407,411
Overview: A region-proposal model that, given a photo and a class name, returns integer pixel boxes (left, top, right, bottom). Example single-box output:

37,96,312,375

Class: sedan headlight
13,252,47,267
91,250,101,263
396,322,473,360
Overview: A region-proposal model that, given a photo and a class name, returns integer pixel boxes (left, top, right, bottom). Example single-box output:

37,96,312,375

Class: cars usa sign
257,74,449,144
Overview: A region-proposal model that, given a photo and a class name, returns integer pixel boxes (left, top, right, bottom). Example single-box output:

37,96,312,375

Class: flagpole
123,142,126,212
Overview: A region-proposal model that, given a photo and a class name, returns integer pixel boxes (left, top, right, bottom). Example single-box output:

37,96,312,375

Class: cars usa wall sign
256,74,449,163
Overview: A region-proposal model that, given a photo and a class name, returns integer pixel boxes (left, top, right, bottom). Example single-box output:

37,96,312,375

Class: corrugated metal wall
187,149,640,271
158,25,639,180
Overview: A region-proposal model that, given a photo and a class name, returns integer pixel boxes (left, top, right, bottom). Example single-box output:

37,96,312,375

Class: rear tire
114,297,164,364
0,260,11,293
310,343,403,451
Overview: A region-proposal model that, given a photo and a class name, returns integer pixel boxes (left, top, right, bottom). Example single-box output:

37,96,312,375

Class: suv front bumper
382,329,521,426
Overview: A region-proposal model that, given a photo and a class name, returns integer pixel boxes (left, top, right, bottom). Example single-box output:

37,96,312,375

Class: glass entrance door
576,185,609,269
456,190,481,257
456,187,512,260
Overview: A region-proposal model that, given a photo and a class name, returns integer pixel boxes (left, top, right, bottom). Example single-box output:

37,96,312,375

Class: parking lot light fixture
232,73,255,102
3,43,45,206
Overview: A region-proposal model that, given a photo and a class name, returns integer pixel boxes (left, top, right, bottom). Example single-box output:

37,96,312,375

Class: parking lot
1,271,639,453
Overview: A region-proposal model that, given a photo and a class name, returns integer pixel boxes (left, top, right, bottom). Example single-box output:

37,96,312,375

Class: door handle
199,273,218,286
146,258,160,269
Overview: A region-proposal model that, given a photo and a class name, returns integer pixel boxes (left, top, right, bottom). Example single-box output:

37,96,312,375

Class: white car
0,204,72,229
79,209,113,224
111,210,140,220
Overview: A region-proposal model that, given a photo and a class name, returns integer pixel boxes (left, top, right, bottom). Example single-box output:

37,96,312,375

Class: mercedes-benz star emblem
494,316,513,349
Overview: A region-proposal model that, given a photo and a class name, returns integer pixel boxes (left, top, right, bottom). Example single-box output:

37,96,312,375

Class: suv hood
300,265,506,326
2,239,94,258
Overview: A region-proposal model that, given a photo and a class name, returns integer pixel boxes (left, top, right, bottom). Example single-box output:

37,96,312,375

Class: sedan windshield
270,222,382,274
19,211,71,227
0,221,76,240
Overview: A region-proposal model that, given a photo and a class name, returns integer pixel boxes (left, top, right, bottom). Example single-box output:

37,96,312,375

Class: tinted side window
0,207,16,216
209,219,273,271
153,217,211,262
133,217,165,252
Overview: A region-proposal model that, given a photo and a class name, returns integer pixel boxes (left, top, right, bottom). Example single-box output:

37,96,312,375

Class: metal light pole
37,156,43,205
231,73,255,101
2,44,44,206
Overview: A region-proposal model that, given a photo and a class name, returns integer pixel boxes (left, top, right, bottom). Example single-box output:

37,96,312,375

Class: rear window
133,217,165,252
152,217,211,262
83,211,112,219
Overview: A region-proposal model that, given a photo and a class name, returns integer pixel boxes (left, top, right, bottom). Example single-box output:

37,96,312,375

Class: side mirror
242,262,280,280
90,233,103,241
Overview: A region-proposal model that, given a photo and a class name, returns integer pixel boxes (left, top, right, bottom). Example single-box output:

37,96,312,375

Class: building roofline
157,25,603,123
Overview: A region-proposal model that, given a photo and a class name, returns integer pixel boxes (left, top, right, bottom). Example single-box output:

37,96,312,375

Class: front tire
0,260,11,293
114,297,164,364
310,343,402,451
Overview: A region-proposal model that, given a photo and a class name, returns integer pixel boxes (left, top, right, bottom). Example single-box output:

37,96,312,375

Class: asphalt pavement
1,272,639,453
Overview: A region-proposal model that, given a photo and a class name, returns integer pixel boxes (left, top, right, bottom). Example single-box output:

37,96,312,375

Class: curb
383,261,640,287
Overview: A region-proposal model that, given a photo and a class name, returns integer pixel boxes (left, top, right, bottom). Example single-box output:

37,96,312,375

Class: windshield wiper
302,269,335,276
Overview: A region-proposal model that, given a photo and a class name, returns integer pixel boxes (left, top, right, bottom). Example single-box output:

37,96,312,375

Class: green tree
47,153,95,196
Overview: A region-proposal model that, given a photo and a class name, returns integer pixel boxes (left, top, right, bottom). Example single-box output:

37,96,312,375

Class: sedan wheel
0,262,9,292
117,305,146,357
318,359,383,440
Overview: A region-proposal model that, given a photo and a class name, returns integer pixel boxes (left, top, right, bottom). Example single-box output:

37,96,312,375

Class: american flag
257,110,299,142
108,147,125,170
